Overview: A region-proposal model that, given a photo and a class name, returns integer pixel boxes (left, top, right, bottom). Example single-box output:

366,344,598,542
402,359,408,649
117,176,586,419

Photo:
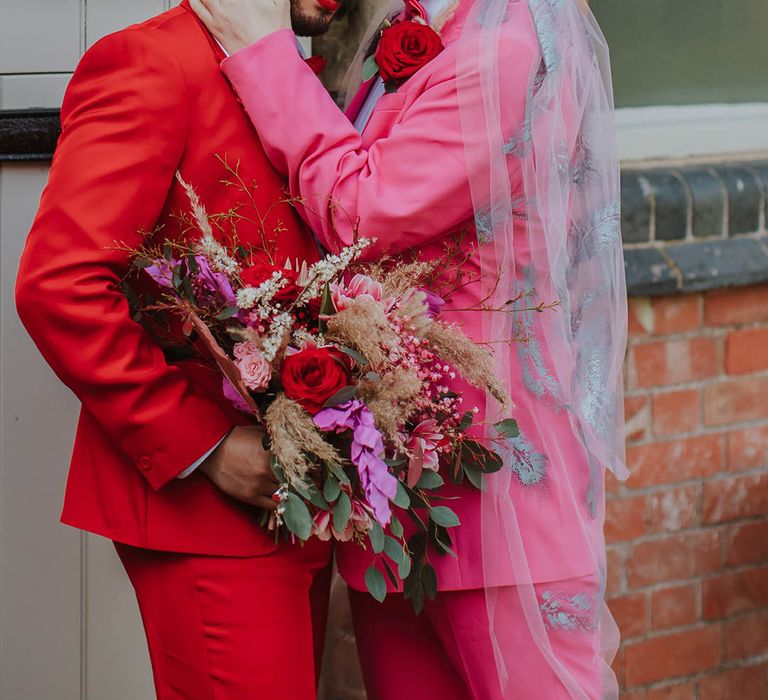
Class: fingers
188,0,215,26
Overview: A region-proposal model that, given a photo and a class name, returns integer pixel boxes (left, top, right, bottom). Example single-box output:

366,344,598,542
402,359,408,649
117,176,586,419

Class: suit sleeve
15,29,235,490
220,29,535,259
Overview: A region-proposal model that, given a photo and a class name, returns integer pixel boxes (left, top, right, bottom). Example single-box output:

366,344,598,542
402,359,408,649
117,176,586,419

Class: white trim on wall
617,102,768,162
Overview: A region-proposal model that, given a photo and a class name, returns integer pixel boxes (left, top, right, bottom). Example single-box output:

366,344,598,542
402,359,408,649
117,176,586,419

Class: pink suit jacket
222,0,603,590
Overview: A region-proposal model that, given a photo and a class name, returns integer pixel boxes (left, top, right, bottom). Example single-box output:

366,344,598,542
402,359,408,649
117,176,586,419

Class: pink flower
311,499,372,542
234,343,272,391
406,419,444,487
331,274,383,312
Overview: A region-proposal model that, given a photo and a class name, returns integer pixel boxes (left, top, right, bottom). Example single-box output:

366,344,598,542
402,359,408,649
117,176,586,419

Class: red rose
375,20,444,83
281,348,351,414
305,55,328,76
241,262,302,306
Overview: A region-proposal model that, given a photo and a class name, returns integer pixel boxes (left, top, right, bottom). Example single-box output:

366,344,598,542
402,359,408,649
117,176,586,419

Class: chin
290,0,338,37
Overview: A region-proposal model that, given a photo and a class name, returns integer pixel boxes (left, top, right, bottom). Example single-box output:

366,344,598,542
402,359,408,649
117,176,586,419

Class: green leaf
384,457,407,468
330,463,351,485
271,458,285,482
216,306,240,320
362,55,380,82
494,418,520,439
416,470,444,490
186,254,199,273
398,552,412,580
365,371,381,382
369,521,385,554
365,565,387,603
381,558,400,588
459,410,474,431
421,563,438,601
463,464,484,490
463,439,504,474
318,282,334,333
323,385,357,408
430,506,461,528
383,536,404,565
339,346,369,366
282,492,312,541
162,243,173,261
389,514,404,538
306,484,329,510
393,481,411,509
323,476,341,503
134,257,152,269
333,491,352,533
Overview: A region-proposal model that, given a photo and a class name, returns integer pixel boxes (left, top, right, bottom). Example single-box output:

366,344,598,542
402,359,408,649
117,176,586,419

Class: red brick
698,662,768,700
628,530,720,588
623,626,721,686
606,495,647,544
631,337,720,389
620,692,646,700
725,521,768,566
627,434,723,488
613,645,626,688
647,484,700,533
609,592,648,639
702,567,768,619
646,682,695,700
651,295,703,336
702,472,768,524
727,425,768,471
724,611,768,661
705,284,768,326
704,376,768,426
651,584,697,630
652,389,700,437
607,546,626,595
725,326,768,374
628,298,652,338
625,395,651,443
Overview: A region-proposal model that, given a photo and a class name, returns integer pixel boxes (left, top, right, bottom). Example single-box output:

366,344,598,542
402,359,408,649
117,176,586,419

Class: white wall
0,3,175,698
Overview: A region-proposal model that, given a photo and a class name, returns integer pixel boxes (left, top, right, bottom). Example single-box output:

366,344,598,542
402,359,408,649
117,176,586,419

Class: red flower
305,55,328,76
241,262,302,306
375,20,443,84
281,348,351,414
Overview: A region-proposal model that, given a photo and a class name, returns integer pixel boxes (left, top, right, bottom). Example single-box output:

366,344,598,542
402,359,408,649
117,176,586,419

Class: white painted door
0,3,174,698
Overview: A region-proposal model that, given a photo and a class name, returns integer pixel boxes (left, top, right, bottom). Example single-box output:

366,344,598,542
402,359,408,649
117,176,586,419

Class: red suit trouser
116,539,332,700
349,577,604,700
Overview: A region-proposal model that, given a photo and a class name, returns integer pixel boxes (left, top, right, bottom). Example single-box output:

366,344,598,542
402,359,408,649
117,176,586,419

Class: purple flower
144,258,178,288
421,289,445,317
222,377,252,414
193,255,236,307
314,400,398,526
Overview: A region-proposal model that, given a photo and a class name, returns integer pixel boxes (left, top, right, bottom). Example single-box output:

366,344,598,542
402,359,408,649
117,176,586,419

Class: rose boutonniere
305,55,328,76
363,15,444,92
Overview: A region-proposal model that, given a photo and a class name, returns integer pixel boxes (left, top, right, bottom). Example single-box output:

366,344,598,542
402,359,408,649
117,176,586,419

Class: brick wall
611,284,768,699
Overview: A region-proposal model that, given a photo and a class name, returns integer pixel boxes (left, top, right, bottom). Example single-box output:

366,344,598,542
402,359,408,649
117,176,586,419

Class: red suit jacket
15,2,318,555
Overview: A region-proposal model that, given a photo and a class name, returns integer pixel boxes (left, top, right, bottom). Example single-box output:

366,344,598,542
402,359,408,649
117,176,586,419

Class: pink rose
234,343,272,392
331,274,383,312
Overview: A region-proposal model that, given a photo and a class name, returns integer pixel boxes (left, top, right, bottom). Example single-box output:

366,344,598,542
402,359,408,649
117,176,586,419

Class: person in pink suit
192,0,628,697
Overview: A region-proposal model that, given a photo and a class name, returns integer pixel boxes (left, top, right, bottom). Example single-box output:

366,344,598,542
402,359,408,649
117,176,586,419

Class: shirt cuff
177,435,227,479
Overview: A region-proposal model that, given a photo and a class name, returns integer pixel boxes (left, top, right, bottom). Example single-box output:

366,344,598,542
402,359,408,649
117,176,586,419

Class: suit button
138,456,152,471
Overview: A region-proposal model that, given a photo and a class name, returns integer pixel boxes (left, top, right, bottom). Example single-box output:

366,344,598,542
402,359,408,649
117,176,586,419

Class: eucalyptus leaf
369,521,385,554
381,558,400,588
463,464,484,490
340,346,369,366
333,491,352,533
383,536,404,565
430,506,461,528
365,565,387,603
416,470,444,490
307,484,329,510
365,371,382,382
186,254,199,273
398,553,412,580
331,463,351,485
216,306,240,321
323,385,357,408
421,563,438,601
282,492,312,541
389,514,404,538
323,476,341,503
494,418,520,439
459,410,474,431
362,55,380,82
393,481,411,509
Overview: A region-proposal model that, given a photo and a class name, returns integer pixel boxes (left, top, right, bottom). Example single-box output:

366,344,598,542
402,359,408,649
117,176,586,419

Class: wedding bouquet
123,176,519,610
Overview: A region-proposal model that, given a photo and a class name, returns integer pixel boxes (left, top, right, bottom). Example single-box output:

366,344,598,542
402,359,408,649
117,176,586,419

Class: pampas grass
358,367,424,445
265,395,342,488
326,297,398,368
424,321,511,408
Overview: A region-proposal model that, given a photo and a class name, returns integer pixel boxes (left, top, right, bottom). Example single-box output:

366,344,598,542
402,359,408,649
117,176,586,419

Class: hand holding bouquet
124,177,519,610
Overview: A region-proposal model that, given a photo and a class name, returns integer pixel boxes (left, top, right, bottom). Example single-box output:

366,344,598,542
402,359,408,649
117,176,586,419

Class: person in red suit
15,2,340,698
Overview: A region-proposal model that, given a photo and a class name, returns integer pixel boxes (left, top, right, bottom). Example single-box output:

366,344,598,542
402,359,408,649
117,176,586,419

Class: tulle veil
344,1,627,696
